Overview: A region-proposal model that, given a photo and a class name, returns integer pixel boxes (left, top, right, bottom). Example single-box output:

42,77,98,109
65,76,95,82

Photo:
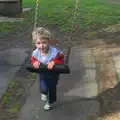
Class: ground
0,0,120,120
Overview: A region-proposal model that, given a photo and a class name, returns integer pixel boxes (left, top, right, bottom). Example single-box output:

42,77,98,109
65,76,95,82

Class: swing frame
25,0,79,74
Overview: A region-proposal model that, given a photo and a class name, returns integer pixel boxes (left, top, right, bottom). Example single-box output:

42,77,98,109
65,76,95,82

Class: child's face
35,38,49,53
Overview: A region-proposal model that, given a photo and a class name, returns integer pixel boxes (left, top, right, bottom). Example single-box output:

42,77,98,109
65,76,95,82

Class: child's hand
33,61,40,69
47,61,55,69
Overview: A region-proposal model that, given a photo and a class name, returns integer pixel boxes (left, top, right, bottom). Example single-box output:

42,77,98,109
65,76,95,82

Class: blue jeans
39,73,59,104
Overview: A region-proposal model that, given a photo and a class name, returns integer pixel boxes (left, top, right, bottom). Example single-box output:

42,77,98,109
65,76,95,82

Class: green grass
2,80,14,104
0,0,120,32
8,104,19,113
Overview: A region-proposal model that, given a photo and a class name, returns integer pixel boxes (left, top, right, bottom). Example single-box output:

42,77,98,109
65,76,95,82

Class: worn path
17,45,100,120
17,39,120,120
0,32,31,100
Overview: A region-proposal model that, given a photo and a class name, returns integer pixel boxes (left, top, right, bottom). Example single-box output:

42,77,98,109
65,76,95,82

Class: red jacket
31,52,64,65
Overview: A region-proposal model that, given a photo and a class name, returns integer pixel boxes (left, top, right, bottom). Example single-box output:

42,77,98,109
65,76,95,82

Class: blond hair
32,27,52,43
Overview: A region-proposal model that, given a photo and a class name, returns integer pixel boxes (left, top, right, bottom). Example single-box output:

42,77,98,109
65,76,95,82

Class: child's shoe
41,94,47,101
44,102,52,111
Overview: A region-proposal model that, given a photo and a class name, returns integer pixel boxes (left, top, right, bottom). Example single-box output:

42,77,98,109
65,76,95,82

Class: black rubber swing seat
25,63,70,74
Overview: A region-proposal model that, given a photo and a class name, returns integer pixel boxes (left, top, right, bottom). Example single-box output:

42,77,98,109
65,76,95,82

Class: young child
31,27,64,111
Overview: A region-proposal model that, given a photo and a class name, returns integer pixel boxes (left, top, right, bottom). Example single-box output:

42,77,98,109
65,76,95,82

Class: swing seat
25,63,70,74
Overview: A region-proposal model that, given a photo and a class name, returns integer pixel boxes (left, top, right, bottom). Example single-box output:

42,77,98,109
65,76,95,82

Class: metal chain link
65,0,79,65
31,0,40,52
34,0,40,29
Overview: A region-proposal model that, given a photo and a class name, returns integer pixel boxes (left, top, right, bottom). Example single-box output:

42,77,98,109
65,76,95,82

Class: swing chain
34,0,40,29
65,0,79,65
31,0,40,52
